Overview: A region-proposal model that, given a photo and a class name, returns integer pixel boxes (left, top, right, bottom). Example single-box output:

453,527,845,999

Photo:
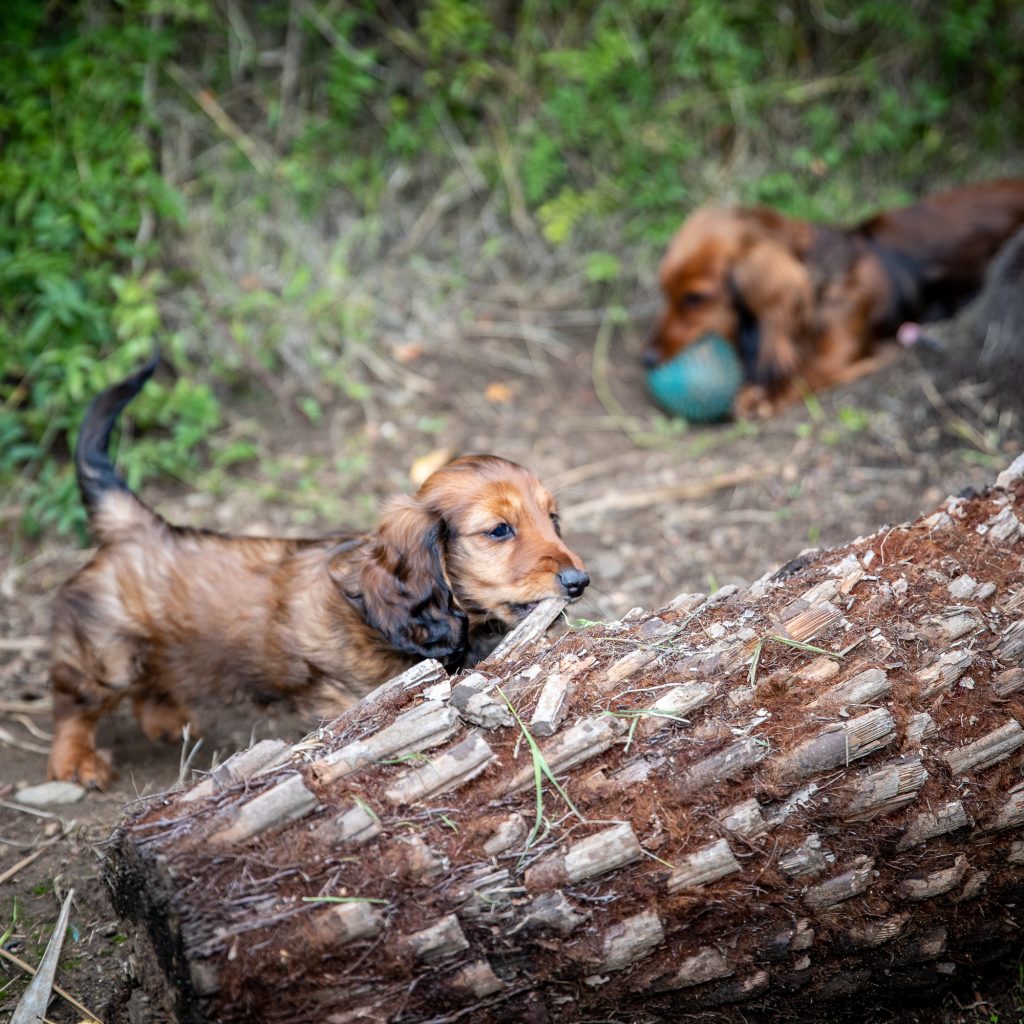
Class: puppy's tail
75,352,163,537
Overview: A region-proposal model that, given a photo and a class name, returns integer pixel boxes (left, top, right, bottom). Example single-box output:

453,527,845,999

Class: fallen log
105,456,1024,1023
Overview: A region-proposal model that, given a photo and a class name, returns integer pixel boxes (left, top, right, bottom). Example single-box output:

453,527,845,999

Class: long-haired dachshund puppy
48,357,589,787
645,179,1024,416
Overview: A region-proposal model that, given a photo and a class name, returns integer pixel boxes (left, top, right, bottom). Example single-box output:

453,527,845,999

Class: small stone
15,781,86,806
996,453,1024,489
947,576,977,600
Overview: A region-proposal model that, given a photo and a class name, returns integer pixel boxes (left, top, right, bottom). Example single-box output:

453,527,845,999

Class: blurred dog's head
349,455,589,659
645,206,815,387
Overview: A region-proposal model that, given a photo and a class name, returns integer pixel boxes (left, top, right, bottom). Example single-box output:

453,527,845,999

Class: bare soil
2,305,1022,1021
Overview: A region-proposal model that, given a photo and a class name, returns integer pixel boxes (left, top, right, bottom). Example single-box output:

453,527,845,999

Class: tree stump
105,456,1024,1023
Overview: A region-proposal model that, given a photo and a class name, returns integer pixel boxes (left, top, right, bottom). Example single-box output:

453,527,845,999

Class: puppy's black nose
558,568,590,599
642,348,660,370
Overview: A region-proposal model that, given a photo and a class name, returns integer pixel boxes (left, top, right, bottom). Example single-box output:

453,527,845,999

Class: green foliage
3,0,1023,538
0,1,214,538
262,0,1024,233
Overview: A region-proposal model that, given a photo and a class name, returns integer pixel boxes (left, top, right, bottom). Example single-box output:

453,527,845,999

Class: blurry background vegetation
2,0,1023,537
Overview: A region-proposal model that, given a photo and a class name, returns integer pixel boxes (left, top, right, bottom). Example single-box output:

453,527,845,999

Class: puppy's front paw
48,745,116,790
734,384,776,419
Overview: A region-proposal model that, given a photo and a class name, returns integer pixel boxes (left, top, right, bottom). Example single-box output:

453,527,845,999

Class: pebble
15,781,86,806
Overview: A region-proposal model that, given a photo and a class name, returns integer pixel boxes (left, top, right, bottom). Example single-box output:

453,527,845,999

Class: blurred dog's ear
342,498,467,661
730,239,814,387
748,207,814,255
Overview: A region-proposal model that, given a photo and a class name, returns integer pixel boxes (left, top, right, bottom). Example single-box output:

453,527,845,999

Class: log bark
105,457,1024,1023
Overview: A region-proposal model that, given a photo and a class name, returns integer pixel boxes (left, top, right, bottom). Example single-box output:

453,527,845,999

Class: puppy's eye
487,523,515,540
550,512,561,536
679,291,708,309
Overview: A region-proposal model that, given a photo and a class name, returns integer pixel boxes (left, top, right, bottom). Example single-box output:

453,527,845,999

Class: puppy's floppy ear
343,497,468,661
730,239,815,387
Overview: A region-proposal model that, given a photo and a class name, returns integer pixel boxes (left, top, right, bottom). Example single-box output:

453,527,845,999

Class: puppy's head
350,456,588,659
426,456,588,628
644,206,815,387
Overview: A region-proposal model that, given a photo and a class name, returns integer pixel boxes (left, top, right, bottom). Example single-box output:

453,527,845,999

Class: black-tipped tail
75,353,160,513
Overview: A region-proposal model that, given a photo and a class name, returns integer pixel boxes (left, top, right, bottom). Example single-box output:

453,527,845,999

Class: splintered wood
105,464,1024,1024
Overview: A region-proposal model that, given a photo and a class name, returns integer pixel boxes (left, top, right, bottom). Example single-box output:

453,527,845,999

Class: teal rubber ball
646,333,743,422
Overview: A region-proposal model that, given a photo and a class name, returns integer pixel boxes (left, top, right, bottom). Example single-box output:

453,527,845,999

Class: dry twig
0,831,67,887
562,465,772,520
0,699,52,715
0,637,47,652
0,724,50,756
165,63,275,176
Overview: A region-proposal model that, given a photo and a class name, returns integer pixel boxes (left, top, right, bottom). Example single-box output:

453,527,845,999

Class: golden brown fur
48,364,588,788
646,180,1024,416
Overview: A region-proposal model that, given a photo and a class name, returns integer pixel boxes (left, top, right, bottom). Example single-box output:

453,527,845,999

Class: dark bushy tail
75,353,160,514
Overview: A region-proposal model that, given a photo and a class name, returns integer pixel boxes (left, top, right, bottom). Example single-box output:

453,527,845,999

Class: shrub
3,0,1022,537
0,1,213,538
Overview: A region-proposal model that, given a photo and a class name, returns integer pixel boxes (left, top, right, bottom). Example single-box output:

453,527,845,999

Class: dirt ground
2,299,1023,1021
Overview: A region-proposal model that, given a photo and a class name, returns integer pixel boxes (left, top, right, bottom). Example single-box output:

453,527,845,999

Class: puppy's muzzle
557,568,590,600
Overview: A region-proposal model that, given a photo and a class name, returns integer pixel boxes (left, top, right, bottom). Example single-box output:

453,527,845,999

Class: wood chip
679,735,770,794
810,667,890,712
502,715,625,793
212,774,319,844
779,601,841,643
803,857,874,908
595,911,665,972
842,758,929,821
487,598,567,663
656,947,733,991
897,801,970,851
182,739,291,803
666,838,740,893
385,730,495,804
847,913,910,948
309,900,385,948
312,701,461,783
916,650,974,698
564,823,643,883
360,659,448,708
403,915,469,961
530,672,574,737
943,719,1024,775
719,798,768,838
897,855,969,901
775,708,895,783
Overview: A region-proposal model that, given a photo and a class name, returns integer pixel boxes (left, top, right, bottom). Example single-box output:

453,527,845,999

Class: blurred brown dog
645,180,1024,416
48,357,589,787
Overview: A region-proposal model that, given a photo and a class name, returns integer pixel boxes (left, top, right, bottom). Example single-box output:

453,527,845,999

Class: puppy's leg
734,382,782,419
819,346,900,387
735,321,894,418
48,663,120,789
131,689,200,744
48,588,142,788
